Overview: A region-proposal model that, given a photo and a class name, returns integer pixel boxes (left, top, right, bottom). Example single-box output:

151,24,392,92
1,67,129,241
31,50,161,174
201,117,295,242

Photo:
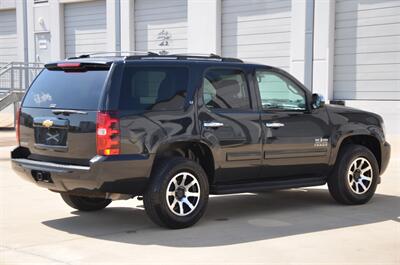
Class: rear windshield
23,69,108,110
119,66,189,111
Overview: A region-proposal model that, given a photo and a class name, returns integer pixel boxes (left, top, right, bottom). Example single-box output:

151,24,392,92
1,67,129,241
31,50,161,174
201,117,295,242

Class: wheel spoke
358,181,367,191
180,174,187,186
355,183,360,193
172,178,179,188
182,197,194,210
361,166,372,174
186,191,200,198
360,175,372,181
178,201,184,215
165,171,200,216
171,198,178,209
185,180,197,189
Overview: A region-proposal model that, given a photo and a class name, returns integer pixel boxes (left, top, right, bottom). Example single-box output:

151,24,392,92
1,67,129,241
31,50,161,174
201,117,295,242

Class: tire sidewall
338,145,379,203
149,158,209,228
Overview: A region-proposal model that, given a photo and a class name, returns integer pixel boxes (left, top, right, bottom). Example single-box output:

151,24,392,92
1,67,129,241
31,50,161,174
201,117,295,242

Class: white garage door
0,9,17,62
64,0,107,58
334,1,400,100
135,0,187,54
222,0,292,70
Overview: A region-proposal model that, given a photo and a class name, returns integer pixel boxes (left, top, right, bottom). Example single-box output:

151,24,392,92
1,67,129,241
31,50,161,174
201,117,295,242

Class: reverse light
96,112,120,156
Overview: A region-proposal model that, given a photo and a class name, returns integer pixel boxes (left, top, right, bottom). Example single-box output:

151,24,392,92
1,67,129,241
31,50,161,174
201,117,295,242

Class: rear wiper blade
52,109,88,115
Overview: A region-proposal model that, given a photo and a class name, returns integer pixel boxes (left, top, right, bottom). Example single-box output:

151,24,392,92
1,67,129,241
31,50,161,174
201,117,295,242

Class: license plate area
34,127,68,147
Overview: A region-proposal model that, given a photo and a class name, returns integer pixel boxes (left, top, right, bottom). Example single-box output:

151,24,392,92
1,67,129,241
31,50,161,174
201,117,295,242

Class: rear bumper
11,147,154,196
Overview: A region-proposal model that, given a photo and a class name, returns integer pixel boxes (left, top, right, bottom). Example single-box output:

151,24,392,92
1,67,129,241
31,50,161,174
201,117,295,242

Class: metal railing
0,62,44,127
0,62,44,93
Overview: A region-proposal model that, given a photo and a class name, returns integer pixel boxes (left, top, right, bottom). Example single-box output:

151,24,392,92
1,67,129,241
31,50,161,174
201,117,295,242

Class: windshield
23,69,109,110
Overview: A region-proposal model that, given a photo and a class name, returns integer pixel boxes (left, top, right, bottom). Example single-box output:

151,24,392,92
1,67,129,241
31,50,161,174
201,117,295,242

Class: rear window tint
119,66,188,111
23,69,108,110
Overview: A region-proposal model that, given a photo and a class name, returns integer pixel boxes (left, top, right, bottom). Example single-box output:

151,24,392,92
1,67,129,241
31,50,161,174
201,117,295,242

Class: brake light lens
16,108,21,145
57,63,81,68
96,112,120,156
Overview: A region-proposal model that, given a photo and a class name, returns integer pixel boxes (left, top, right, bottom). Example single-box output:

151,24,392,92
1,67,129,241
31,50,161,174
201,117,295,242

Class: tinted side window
119,67,188,111
256,71,306,111
203,69,251,110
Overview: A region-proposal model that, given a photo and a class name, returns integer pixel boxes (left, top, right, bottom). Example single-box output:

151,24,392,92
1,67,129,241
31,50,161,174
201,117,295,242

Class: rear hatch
19,62,110,165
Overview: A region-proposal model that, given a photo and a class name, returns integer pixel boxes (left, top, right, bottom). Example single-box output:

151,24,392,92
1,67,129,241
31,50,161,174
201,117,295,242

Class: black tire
328,144,379,205
144,157,209,229
60,193,111,211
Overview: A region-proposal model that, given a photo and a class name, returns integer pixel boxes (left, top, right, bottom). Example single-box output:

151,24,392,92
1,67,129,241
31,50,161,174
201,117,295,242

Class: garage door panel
223,42,291,54
336,0,400,13
334,71,400,81
64,0,107,58
334,90,400,100
134,0,187,54
335,43,400,55
335,24,400,39
223,32,290,46
223,24,290,36
335,64,400,74
334,80,400,92
334,1,400,100
335,36,400,49
336,5,400,21
223,17,290,30
135,0,184,9
222,10,290,23
336,14,400,29
222,0,291,68
0,9,17,62
335,52,400,66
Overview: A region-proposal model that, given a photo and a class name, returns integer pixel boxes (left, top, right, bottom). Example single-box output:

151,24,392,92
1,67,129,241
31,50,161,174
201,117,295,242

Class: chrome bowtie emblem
46,132,60,143
42,119,53,128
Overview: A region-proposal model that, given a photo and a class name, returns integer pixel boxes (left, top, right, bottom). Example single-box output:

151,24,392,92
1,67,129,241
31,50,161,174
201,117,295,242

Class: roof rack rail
67,51,158,60
125,53,243,63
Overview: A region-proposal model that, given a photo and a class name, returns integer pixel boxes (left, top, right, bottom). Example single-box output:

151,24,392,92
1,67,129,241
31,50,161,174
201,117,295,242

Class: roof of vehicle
45,52,277,69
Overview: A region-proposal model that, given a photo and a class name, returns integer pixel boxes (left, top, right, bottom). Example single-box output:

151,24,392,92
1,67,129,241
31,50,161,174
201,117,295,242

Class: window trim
254,69,309,113
200,67,254,112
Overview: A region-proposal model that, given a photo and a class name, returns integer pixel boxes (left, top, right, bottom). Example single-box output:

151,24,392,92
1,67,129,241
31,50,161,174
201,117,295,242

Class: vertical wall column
120,0,134,52
312,0,335,100
26,0,35,62
187,0,221,54
49,0,64,60
107,0,121,52
16,0,28,63
290,0,314,89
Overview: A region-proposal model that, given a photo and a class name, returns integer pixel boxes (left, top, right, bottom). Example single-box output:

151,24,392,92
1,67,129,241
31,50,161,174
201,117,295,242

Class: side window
203,69,251,110
119,67,189,111
256,70,306,111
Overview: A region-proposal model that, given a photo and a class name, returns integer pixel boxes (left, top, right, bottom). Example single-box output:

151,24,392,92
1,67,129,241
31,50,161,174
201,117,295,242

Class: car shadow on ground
42,188,400,247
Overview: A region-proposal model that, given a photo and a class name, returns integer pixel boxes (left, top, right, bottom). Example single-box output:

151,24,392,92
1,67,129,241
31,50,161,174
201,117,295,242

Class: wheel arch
152,140,216,184
332,133,382,172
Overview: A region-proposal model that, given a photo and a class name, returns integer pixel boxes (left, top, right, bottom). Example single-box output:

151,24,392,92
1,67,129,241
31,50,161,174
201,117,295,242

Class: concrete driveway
1,132,399,265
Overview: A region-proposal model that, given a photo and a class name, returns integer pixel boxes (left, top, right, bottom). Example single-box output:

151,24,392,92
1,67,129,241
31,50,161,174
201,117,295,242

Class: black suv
11,53,391,229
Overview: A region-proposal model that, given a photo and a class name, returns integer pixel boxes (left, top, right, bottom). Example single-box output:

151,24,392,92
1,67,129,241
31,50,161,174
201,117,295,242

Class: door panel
261,109,331,178
198,67,262,183
199,110,262,183
255,69,331,179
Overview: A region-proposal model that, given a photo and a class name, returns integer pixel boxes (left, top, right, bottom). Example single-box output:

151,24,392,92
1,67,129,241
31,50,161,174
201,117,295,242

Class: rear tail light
16,107,21,145
96,112,120,156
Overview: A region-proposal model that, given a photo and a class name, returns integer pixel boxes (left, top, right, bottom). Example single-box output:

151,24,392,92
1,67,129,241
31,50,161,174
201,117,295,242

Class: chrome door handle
203,121,224,128
266,122,285,128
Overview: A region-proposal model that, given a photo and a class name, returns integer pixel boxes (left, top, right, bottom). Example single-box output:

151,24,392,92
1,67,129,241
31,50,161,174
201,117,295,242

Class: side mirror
311,93,325,109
